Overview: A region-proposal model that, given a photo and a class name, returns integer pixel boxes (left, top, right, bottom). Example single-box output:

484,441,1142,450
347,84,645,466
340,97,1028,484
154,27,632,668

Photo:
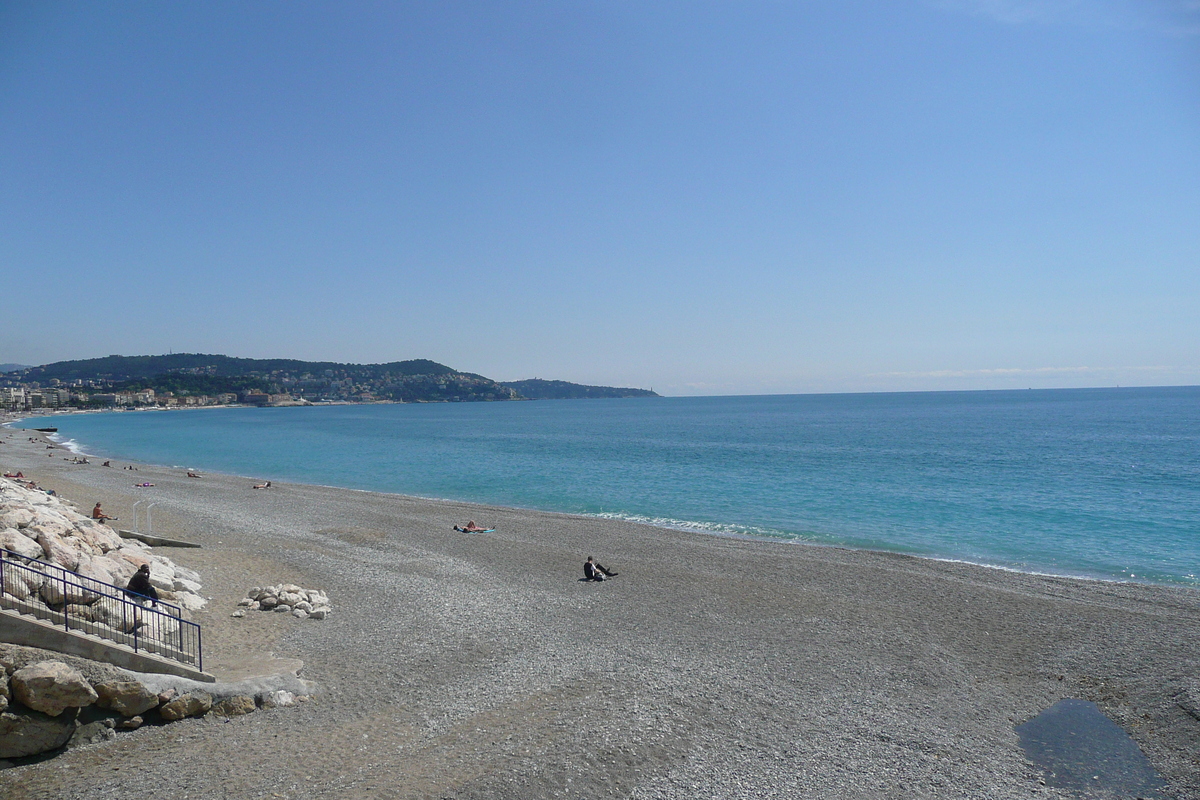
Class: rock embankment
234,584,331,620
0,645,311,761
0,477,208,627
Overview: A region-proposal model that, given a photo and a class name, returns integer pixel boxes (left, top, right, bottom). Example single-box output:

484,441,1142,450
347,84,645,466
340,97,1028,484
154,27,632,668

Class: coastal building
90,393,135,406
1,387,24,410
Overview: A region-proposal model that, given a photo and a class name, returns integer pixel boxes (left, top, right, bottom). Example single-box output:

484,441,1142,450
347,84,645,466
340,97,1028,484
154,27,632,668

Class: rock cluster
0,479,208,618
234,584,330,620
0,655,306,760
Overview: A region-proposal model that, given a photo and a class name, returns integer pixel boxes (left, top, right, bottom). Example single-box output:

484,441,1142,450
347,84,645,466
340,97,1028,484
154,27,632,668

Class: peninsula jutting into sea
0,353,659,411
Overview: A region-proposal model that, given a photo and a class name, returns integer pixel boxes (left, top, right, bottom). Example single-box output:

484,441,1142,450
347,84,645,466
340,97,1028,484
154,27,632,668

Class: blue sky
2,1,1197,395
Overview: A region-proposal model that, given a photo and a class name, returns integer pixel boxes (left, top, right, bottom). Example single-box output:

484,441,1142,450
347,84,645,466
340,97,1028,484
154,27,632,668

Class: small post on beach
146,503,157,535
131,500,143,532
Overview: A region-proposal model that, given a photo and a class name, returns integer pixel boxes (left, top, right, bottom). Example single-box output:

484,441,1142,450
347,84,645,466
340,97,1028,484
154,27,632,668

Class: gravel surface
1,425,1198,799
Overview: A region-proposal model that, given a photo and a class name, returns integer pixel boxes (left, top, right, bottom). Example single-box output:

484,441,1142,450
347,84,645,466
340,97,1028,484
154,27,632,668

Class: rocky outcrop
0,479,207,614
0,479,210,656
95,680,160,717
159,692,212,721
11,661,98,716
0,707,77,758
237,584,331,620
211,695,256,717
0,651,312,760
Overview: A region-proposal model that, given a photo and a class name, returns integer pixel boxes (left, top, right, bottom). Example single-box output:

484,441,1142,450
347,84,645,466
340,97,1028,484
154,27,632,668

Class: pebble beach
1,426,1198,799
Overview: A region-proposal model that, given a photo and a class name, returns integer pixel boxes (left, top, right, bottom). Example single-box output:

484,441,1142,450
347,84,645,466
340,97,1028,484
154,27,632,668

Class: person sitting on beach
92,503,114,523
584,557,616,581
456,520,489,532
124,564,159,605
103,460,111,467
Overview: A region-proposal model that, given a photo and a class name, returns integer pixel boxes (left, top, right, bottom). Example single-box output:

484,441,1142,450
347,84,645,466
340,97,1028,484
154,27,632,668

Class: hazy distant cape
501,379,658,399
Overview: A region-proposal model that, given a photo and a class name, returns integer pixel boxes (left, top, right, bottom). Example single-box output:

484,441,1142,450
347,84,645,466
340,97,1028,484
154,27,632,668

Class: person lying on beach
584,557,616,581
124,564,158,605
187,471,201,478
253,481,272,489
92,503,115,523
3,472,23,479
455,520,490,532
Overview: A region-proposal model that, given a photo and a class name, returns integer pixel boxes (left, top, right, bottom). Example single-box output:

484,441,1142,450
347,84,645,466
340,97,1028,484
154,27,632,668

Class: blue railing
0,547,202,673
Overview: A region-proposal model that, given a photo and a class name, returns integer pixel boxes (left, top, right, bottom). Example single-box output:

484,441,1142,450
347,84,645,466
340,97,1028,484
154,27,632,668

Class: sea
9,387,1199,587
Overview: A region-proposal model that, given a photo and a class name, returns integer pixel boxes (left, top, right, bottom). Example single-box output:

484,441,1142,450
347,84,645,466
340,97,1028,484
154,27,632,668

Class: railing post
131,500,143,532
146,503,157,535
61,571,69,631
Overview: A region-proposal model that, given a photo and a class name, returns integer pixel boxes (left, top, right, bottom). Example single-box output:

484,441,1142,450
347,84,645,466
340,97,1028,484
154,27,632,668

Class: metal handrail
0,547,202,672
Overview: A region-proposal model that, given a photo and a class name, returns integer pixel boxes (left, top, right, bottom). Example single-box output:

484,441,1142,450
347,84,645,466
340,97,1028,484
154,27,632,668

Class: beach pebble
291,608,308,619
231,609,246,618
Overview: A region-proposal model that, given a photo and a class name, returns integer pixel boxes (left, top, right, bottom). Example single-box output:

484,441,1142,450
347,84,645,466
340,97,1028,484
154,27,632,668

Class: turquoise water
10,387,1200,586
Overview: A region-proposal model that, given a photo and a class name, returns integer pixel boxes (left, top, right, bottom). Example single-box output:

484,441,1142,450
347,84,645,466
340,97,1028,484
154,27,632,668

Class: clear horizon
2,2,1197,396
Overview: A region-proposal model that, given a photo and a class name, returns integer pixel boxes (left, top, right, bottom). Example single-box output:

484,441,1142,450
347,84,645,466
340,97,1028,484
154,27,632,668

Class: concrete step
0,605,213,682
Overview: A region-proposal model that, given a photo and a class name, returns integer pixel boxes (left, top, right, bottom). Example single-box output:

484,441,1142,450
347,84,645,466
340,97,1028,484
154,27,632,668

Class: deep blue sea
10,387,1200,586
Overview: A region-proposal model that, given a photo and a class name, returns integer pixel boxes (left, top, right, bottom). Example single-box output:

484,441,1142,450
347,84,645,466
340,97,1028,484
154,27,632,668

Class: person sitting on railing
124,564,159,606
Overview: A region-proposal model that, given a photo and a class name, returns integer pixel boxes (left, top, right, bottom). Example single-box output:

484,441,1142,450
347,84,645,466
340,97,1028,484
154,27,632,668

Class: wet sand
1,425,1198,799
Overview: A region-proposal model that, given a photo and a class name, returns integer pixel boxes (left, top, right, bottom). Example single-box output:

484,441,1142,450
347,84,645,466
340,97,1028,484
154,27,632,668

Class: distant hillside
0,364,30,374
14,353,517,404
23,354,457,382
502,379,659,400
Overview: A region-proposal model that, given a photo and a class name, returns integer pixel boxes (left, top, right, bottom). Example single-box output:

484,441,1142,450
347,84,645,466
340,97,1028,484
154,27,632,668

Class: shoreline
5,412,1190,592
2,424,1199,797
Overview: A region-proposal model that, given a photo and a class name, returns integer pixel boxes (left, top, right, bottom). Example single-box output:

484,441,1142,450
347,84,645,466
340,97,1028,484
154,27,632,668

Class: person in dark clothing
124,564,159,605
584,557,616,581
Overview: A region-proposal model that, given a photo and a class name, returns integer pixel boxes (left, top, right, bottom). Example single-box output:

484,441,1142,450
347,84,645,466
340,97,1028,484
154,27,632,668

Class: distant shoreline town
0,353,658,412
